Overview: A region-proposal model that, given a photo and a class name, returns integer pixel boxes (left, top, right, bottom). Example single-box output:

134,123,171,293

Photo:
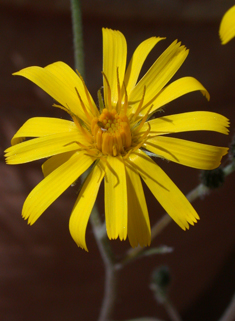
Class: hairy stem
98,264,118,321
90,207,117,321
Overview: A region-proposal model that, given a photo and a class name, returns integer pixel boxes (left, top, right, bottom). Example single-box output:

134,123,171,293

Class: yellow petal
219,5,235,44
11,117,77,145
140,77,209,116
105,156,127,240
140,111,229,135
45,61,98,117
69,161,105,251
5,131,80,164
129,40,188,114
102,28,127,107
124,37,164,96
22,152,94,224
13,62,95,123
125,164,151,248
128,150,199,230
145,136,228,170
42,151,76,177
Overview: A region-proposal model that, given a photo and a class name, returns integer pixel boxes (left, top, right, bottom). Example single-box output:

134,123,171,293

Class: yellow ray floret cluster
5,28,229,251
219,5,235,44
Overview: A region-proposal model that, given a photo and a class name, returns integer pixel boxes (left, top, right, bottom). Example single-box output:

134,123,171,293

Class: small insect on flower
5,28,229,251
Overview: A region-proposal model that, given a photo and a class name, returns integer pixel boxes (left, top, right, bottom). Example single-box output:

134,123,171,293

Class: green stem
70,0,85,77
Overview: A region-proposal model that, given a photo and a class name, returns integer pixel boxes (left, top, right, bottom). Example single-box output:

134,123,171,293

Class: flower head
219,5,235,44
5,28,229,251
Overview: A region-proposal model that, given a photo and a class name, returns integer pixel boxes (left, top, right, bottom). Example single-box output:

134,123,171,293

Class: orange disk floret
91,108,132,156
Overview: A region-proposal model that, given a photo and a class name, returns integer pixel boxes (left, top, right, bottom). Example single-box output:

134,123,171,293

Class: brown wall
1,1,235,320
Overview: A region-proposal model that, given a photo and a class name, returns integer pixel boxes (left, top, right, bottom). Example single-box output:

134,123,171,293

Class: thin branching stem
121,160,235,266
90,206,118,321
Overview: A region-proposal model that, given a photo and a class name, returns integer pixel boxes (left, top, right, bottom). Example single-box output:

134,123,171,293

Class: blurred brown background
1,0,235,320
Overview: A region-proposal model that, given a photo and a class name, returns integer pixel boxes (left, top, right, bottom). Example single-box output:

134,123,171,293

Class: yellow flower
219,5,235,44
5,28,229,251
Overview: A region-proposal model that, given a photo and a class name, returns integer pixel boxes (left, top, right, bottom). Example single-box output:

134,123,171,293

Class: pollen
91,108,132,156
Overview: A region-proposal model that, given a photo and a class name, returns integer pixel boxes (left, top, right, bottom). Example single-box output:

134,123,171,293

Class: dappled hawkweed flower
5,28,229,251
219,5,235,44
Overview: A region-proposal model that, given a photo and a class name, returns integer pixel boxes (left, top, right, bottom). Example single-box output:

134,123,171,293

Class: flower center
91,108,132,156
